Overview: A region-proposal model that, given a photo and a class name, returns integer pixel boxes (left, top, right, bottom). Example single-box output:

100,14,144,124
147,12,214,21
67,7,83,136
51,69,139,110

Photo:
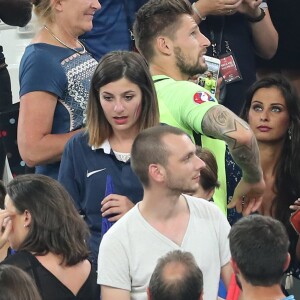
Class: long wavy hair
240,74,300,230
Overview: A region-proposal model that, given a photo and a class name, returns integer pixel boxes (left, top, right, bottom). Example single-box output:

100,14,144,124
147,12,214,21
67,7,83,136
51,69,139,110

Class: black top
2,251,100,300
257,0,300,69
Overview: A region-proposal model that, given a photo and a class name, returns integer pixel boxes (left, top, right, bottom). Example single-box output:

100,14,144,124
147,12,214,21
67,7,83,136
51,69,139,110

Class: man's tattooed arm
202,105,263,183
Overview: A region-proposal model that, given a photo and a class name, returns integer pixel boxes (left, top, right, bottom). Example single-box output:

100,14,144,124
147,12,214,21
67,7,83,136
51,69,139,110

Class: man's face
161,134,206,194
172,15,210,77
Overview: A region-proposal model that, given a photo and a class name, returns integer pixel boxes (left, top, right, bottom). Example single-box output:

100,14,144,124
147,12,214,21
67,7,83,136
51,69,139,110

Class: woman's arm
18,91,82,167
237,1,278,59
0,0,32,27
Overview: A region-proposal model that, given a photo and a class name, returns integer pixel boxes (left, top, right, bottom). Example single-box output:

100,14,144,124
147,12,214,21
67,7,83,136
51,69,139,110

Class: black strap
208,16,225,58
153,78,170,83
123,0,135,43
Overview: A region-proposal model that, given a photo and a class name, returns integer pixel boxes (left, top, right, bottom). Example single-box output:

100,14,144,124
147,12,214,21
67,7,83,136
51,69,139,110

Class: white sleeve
217,209,231,267
97,234,131,291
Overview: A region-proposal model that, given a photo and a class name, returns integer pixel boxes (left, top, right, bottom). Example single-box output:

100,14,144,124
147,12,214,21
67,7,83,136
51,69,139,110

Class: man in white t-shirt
98,125,232,300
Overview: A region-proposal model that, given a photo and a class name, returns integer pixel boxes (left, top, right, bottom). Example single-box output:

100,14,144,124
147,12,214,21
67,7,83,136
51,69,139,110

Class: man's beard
174,46,207,77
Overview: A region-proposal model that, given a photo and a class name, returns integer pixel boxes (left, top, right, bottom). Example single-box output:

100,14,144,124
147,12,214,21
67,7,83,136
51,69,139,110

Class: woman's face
248,87,290,143
4,195,29,250
58,0,101,36
99,77,143,136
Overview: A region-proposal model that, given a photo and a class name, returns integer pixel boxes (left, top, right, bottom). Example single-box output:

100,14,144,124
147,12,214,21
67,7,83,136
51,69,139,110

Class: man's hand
237,0,262,17
193,0,242,19
101,194,135,222
228,177,265,214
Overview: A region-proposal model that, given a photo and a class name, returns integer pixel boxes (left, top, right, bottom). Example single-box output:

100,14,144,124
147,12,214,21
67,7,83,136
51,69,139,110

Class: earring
288,127,292,140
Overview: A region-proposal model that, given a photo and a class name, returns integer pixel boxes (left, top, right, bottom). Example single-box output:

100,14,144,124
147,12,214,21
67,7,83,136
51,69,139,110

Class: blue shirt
80,0,148,61
58,132,143,267
19,44,97,179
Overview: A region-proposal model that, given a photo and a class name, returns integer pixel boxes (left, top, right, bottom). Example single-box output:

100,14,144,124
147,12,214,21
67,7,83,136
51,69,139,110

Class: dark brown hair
6,174,90,266
196,146,220,192
0,264,42,300
86,51,159,148
133,0,193,61
240,74,300,230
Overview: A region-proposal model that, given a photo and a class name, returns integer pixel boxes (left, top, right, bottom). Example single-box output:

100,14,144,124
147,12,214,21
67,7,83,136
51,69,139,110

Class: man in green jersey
203,71,216,93
133,0,265,215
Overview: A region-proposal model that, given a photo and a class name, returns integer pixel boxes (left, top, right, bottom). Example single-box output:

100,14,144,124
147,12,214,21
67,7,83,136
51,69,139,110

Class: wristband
192,3,206,21
247,8,266,23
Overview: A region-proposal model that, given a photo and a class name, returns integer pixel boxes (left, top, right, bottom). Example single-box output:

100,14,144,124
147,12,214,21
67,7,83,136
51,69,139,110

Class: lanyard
207,16,231,57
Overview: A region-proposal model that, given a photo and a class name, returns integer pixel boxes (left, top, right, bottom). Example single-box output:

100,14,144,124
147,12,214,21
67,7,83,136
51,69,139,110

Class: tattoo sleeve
202,105,262,183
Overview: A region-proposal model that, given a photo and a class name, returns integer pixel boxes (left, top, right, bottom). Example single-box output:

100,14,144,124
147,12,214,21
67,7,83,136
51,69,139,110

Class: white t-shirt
98,195,231,300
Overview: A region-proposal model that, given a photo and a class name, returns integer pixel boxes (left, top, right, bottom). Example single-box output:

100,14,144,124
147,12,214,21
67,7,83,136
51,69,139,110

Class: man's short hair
229,215,290,286
131,125,190,188
149,250,203,300
133,0,193,61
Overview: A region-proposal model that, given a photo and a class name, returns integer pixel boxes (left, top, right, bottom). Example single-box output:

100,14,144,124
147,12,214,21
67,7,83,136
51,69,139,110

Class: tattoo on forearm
202,105,262,183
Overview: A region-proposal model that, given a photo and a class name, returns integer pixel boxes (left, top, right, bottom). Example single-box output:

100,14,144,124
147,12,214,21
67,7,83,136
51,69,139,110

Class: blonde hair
32,0,56,24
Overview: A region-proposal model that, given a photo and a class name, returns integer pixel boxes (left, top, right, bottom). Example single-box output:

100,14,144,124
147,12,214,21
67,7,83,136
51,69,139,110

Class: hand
0,209,12,249
228,177,265,214
194,0,242,17
237,0,262,17
215,77,224,102
290,198,300,212
101,194,135,222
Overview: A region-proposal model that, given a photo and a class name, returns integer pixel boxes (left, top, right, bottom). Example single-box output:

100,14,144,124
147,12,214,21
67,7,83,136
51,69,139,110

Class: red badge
193,91,213,104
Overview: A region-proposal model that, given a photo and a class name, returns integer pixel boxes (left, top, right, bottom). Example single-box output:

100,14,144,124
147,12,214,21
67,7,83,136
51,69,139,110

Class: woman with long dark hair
240,74,300,278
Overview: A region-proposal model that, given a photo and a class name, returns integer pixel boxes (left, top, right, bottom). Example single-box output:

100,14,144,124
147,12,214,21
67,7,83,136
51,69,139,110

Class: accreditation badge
219,52,242,84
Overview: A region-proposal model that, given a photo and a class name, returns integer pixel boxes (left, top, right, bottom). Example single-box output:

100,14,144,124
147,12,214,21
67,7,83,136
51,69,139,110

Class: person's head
240,75,300,225
240,74,300,146
87,51,159,148
32,0,100,35
131,125,205,193
0,264,41,300
193,146,219,200
148,250,203,300
206,71,213,78
0,181,6,209
133,0,210,77
229,215,290,287
4,174,90,265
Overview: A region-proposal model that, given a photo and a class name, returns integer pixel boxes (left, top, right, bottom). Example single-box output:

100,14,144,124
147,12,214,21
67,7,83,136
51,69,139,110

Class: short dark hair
0,264,41,300
195,146,220,192
131,125,190,187
229,215,289,286
149,250,203,300
133,0,193,61
87,50,159,148
6,174,90,266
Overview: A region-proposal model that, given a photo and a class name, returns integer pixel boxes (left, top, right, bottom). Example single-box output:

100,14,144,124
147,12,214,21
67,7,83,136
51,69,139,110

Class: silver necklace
44,25,86,55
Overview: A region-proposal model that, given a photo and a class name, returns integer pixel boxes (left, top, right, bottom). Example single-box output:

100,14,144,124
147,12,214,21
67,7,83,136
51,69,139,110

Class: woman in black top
0,174,99,300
